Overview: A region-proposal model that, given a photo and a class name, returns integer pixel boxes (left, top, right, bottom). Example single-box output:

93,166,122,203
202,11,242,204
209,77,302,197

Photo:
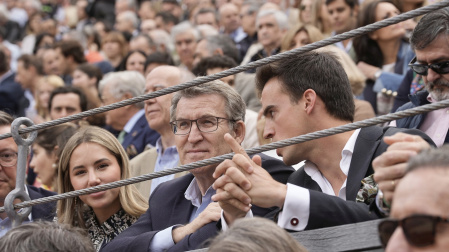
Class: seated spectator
117,50,147,76
391,7,449,147
129,34,156,56
155,11,179,34
298,0,332,36
171,21,200,71
114,10,139,37
30,123,77,191
101,31,129,70
378,145,449,251
0,221,94,252
0,46,26,117
353,0,414,115
0,111,56,236
41,47,62,76
57,126,148,251
48,86,88,126
21,12,44,55
102,81,294,252
246,10,289,73
208,217,308,252
99,71,160,158
34,75,64,122
53,39,87,85
72,63,103,99
33,32,55,56
212,51,433,230
280,23,324,51
130,66,194,199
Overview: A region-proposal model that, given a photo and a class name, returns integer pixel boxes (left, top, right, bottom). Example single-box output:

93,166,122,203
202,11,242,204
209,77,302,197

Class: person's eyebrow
263,105,274,117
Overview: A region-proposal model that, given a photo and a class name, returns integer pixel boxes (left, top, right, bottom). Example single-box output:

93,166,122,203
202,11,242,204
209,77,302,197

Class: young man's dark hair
155,11,179,26
17,54,45,75
325,0,358,8
144,52,175,71
192,55,237,76
53,39,87,64
48,86,88,112
256,51,355,122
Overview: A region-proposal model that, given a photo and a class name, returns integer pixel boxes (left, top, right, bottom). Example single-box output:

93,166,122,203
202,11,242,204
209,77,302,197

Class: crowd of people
0,0,448,251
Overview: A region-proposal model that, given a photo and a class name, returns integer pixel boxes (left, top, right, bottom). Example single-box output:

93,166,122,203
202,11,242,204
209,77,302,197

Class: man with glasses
102,81,294,252
393,7,449,147
373,7,449,210
0,111,56,236
378,146,449,251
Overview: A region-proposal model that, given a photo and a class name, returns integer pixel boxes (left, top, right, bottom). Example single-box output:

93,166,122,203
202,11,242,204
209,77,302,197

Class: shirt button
290,218,299,226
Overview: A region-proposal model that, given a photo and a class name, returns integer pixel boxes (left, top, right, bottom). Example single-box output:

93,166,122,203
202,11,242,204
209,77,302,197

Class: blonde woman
281,23,324,51
34,75,64,123
57,126,148,251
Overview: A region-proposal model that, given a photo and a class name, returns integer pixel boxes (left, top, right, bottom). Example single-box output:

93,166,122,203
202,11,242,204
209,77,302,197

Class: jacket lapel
346,126,383,201
169,175,195,225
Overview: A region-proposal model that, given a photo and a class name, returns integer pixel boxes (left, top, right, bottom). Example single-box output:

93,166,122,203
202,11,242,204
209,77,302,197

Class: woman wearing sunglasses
57,126,148,251
377,146,449,251
353,0,415,115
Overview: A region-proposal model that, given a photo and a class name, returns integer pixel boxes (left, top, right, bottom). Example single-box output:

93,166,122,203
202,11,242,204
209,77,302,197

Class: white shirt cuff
277,183,310,231
221,209,253,231
149,225,177,252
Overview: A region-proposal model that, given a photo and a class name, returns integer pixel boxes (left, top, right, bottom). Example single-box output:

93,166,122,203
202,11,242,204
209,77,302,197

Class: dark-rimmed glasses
378,214,449,248
408,57,449,76
170,116,235,135
0,152,18,168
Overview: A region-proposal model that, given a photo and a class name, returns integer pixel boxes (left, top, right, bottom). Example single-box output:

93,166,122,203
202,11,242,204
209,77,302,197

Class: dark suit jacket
27,185,57,221
121,114,160,159
101,153,294,252
286,126,435,230
0,72,27,117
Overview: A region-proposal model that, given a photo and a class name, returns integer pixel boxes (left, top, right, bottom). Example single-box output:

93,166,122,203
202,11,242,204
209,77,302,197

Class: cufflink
290,218,299,226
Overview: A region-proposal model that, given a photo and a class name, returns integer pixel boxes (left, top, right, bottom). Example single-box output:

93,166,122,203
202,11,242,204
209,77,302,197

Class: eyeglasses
0,152,18,168
408,57,449,76
378,214,449,248
170,116,235,135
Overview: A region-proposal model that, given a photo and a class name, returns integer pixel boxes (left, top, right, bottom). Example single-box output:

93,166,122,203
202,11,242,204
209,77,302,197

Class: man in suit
99,71,159,159
102,81,294,252
0,111,56,236
130,66,195,199
0,46,26,117
212,51,434,229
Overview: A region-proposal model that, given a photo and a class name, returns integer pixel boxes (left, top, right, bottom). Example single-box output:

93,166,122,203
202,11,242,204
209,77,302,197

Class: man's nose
426,68,441,83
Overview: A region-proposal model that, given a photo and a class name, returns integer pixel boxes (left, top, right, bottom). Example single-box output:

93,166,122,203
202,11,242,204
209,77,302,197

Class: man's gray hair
170,80,246,125
171,21,201,42
406,145,449,173
203,34,239,64
256,10,289,31
410,7,449,50
117,0,137,11
99,71,146,109
120,10,139,29
242,1,261,15
0,221,94,252
149,29,174,53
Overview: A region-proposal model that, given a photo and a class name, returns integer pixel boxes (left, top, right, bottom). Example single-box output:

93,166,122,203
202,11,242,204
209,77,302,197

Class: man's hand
373,133,430,204
172,202,221,243
212,133,287,211
357,61,380,80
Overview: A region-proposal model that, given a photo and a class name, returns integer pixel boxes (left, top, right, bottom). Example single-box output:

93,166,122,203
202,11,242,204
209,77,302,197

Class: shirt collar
155,137,178,156
184,178,215,208
123,109,145,133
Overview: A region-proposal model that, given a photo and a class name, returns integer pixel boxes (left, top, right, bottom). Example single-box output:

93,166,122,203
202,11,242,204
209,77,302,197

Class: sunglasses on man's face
378,214,449,248
408,57,449,76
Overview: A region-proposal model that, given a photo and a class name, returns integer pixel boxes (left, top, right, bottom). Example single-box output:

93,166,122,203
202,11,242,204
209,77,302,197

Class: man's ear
232,120,246,145
303,89,317,115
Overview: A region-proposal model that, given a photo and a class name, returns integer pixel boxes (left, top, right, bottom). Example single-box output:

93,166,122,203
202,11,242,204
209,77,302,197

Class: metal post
4,118,37,227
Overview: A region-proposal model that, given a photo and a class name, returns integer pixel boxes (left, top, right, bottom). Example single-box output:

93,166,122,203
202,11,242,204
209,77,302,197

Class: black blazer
121,114,160,159
0,72,27,117
286,126,435,230
101,153,294,252
27,185,57,221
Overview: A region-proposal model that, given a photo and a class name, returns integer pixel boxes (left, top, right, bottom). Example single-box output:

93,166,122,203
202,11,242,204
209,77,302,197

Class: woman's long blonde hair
57,126,148,228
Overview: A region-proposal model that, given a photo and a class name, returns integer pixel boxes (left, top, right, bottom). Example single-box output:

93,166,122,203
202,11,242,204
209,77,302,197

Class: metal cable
1,0,448,140
1,99,448,212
